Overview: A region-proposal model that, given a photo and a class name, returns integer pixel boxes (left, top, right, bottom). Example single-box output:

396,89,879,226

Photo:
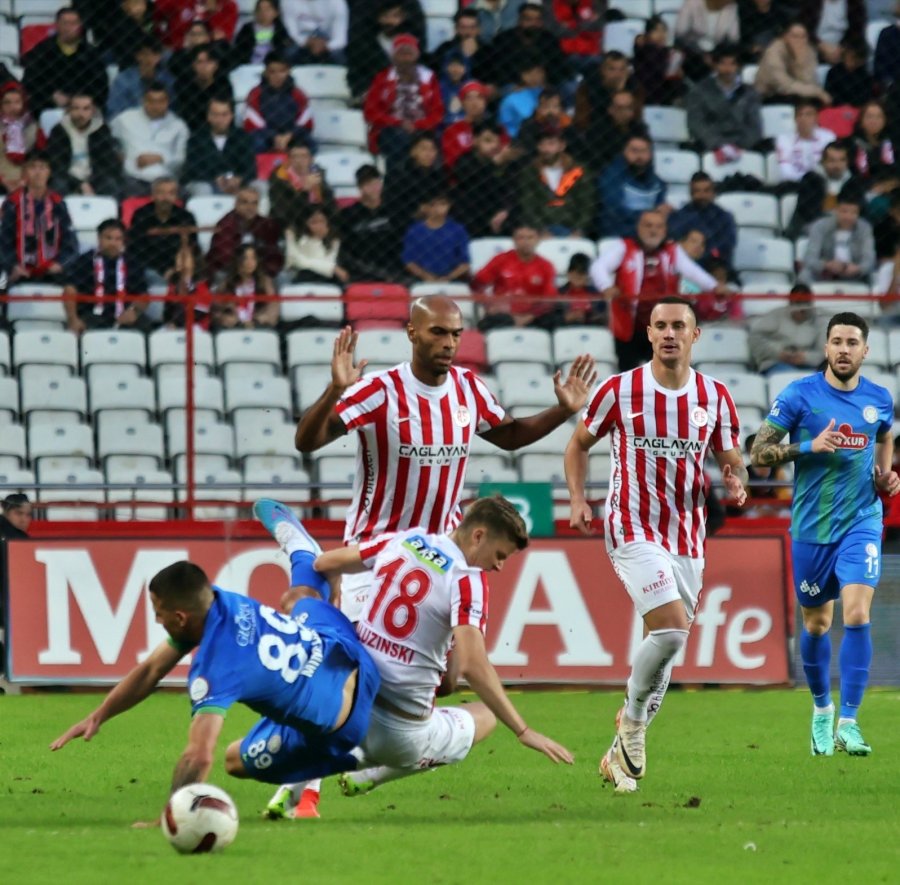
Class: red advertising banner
4,536,790,685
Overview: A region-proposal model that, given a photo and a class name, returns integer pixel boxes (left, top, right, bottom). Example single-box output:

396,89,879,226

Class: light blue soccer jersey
183,589,369,738
765,372,893,544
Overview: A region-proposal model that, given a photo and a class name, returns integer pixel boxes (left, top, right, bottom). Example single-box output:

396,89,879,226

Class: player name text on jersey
357,623,415,664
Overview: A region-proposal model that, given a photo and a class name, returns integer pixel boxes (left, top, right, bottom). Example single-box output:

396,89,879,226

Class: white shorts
359,705,476,770
608,541,704,619
341,569,374,623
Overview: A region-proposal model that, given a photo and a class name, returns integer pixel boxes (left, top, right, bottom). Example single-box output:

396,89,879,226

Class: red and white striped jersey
335,362,506,543
357,529,489,716
583,364,740,558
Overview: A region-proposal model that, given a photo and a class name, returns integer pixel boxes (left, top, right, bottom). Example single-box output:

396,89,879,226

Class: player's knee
649,628,689,658
842,604,870,626
802,611,831,635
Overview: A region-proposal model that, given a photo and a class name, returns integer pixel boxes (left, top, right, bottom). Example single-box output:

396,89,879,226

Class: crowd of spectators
2,1,900,363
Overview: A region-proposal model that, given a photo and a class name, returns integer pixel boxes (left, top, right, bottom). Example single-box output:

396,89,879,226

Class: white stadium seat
468,237,513,275
767,370,814,401
234,417,302,462
178,469,243,520
186,195,236,251
500,375,557,410
0,423,26,464
29,423,94,465
287,329,336,368
107,468,175,521
291,65,350,102
643,106,689,146
517,453,566,485
356,328,408,364
603,19,644,56
0,377,18,423
157,375,225,416
654,149,701,185
294,365,332,411
148,328,215,372
225,375,293,417
39,468,105,521
761,104,795,140
6,283,67,326
701,151,766,182
716,193,780,234
734,237,794,275
64,196,119,250
536,238,597,277
425,17,454,51
280,284,344,325
13,329,78,372
89,375,156,416
691,327,751,366
81,329,147,372
98,421,165,466
314,151,371,188
167,419,235,461
715,372,770,412
314,109,368,151
244,465,312,507
229,64,264,102
552,326,616,365
485,328,553,366
214,329,281,369
20,376,87,420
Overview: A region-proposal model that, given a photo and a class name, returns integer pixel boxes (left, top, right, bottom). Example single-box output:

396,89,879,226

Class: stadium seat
0,466,35,497
691,328,751,366
715,372,770,411
810,282,876,317
64,196,119,250
39,468,105,521
409,282,477,323
158,375,225,416
500,375,557,410
0,329,9,375
345,283,409,325
13,329,78,372
234,416,300,462
778,193,798,234
244,465,312,509
643,106,689,146
462,465,518,497
314,109,367,151
89,375,156,416
229,63,264,102
716,193,780,234
167,419,235,461
818,105,859,139
552,326,616,366
517,453,566,484
0,377,18,423
280,283,344,324
603,19,643,56
740,287,791,317
741,63,759,84
356,328,408,364
29,423,94,466
81,329,147,373
734,237,794,275
536,238,597,277
221,363,277,389
654,149,702,185
701,151,766,182
422,0,457,15
287,328,336,368
291,65,350,103
0,18,18,59
311,432,356,463
107,468,175,521
225,375,292,417
178,468,243,520
316,456,357,519
767,370,814,401
468,237,513,275
6,283,66,326
0,423,26,465
148,328,215,373
314,151,370,188
21,376,87,420
214,329,281,370
467,454,512,481
293,365,332,411
865,328,890,369
761,104,796,140
485,328,553,366
455,329,488,373
255,152,287,181
98,421,165,466
120,195,153,227
516,422,572,456
425,17,454,51
186,195,236,250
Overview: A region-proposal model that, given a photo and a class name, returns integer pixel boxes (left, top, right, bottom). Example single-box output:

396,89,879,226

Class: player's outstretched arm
49,640,184,751
294,326,362,452
565,421,597,535
314,545,367,579
479,355,598,451
452,625,574,764
170,713,225,793
751,418,847,468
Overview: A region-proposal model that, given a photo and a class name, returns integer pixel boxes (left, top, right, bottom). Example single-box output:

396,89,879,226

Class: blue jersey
183,589,370,738
765,372,893,544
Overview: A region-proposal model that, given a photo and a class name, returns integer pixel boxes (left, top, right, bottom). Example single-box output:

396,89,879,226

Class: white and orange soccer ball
162,784,239,854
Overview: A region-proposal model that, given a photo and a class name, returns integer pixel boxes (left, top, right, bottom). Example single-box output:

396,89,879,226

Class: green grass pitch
2,689,899,885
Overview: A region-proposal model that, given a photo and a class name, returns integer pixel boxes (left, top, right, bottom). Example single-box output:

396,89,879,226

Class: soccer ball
162,783,239,854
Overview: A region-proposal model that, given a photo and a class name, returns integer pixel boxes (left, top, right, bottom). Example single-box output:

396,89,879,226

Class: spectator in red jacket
551,0,602,72
206,185,283,282
441,81,511,172
244,52,314,154
363,33,445,170
472,222,559,330
154,0,238,50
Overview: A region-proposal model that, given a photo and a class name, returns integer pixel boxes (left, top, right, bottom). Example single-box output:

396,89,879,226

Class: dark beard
627,162,649,178
828,360,859,382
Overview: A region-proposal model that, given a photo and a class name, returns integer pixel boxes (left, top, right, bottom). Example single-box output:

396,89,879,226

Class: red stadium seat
256,152,286,181
345,283,410,325
818,106,859,139
20,24,54,58
454,329,487,372
336,196,359,209
121,196,153,227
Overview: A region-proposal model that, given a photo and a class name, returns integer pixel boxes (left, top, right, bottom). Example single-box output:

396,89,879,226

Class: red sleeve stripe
336,378,385,412
469,373,505,427
358,533,395,567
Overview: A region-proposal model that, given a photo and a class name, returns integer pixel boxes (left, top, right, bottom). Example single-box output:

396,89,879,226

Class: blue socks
839,623,872,720
800,629,832,708
290,551,330,601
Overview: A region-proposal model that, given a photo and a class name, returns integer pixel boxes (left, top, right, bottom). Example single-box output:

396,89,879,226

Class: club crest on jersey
455,406,471,427
690,406,708,428
402,534,453,573
863,405,878,423
835,422,868,449
189,677,209,701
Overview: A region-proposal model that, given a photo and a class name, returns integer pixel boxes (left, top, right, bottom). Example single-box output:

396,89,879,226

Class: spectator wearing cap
22,7,108,116
231,0,294,67
598,134,669,239
798,193,875,286
518,126,592,237
442,81,510,171
453,122,516,238
570,87,642,172
402,192,470,283
0,152,79,286
363,33,445,170
107,36,175,121
498,59,546,139
0,84,37,192
516,87,572,159
337,163,401,282
775,98,836,184
482,3,569,87
749,284,824,374
667,172,737,266
243,52,314,154
280,0,349,65
685,43,763,154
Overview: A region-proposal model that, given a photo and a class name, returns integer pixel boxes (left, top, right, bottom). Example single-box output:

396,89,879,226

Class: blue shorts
792,524,882,608
239,649,380,785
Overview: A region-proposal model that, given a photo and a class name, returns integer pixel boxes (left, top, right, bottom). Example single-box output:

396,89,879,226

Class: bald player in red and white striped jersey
565,296,749,794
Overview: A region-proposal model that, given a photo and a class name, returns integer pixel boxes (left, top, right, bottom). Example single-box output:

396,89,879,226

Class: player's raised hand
721,463,748,507
49,712,102,750
875,465,900,496
517,727,575,764
332,325,368,390
569,498,594,535
553,354,598,415
811,418,847,454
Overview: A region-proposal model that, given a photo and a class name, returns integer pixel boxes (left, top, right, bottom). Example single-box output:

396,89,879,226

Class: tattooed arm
750,418,846,468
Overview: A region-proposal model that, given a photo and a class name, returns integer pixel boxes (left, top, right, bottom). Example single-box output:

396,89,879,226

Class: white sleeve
329,0,349,51
675,244,718,291
590,239,626,290
776,134,802,182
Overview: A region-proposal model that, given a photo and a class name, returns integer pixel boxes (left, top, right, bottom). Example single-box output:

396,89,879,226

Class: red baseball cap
459,81,489,99
392,34,420,52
